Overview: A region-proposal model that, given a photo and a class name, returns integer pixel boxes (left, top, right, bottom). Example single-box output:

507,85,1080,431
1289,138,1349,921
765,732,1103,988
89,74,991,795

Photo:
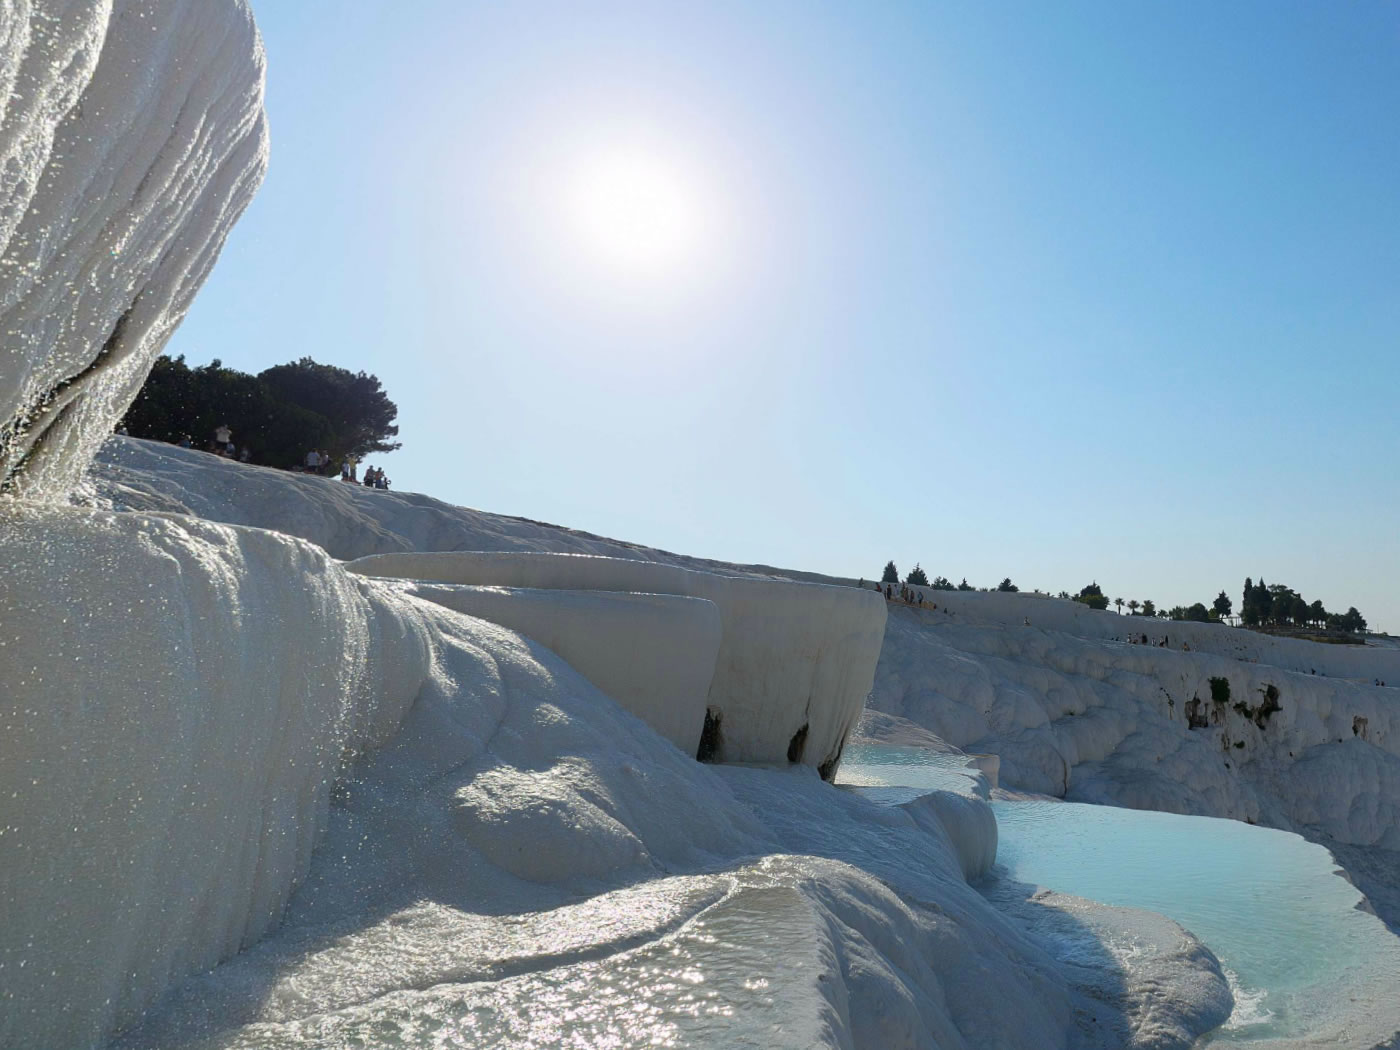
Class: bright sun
566,149,704,277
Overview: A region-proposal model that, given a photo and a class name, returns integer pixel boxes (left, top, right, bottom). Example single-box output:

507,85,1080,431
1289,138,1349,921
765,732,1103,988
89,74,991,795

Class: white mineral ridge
0,1,267,499
348,550,888,770
94,439,1400,854
0,504,1229,1049
867,590,1400,851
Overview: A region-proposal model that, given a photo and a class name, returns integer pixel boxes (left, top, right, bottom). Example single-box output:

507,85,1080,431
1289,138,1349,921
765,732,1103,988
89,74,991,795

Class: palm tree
1128,599,1140,616
1114,597,1124,614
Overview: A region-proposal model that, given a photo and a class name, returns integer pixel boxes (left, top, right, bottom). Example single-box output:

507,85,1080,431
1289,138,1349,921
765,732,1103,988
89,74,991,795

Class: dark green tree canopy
257,357,400,460
1073,582,1109,610
881,561,900,584
905,564,929,586
957,578,974,591
122,355,400,468
1334,607,1367,633
997,577,1018,592
1233,575,1364,632
1212,590,1232,620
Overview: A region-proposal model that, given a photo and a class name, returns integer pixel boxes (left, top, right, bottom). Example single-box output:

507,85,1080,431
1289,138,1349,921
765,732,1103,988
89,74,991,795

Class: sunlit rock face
2,506,1115,1050
0,506,427,1048
393,581,724,753
348,551,889,775
0,0,267,499
867,590,1400,849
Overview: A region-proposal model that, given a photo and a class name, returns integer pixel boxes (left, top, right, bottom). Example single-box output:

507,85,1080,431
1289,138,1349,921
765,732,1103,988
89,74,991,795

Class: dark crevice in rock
695,707,722,763
1,304,135,491
817,733,847,783
1185,697,1209,730
786,723,809,764
1231,683,1282,730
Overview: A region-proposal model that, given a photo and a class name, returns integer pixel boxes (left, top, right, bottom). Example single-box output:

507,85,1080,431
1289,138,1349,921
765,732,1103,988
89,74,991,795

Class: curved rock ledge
348,550,888,774
397,581,722,753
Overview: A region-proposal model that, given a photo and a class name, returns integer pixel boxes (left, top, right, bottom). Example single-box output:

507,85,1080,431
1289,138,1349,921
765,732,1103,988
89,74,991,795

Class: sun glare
566,149,704,277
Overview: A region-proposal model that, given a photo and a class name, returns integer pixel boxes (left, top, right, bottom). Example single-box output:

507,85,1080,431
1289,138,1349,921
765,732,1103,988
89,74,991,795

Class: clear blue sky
171,1,1400,632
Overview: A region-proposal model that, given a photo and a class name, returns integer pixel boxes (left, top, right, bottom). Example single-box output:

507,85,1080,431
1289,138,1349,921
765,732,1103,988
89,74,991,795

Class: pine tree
906,563,929,586
1241,577,1261,625
881,561,899,584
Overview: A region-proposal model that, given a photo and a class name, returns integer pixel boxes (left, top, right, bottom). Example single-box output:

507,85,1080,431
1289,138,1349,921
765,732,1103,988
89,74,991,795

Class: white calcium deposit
0,504,1231,1050
348,550,888,771
391,580,723,753
94,439,1400,856
865,590,1400,851
0,0,267,499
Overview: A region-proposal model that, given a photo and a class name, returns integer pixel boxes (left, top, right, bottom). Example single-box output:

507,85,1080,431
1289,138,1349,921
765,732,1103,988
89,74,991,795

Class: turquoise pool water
839,743,1400,1046
838,742,987,802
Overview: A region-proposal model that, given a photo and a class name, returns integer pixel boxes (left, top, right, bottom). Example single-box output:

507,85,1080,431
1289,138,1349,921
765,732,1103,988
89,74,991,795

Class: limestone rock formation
0,0,267,500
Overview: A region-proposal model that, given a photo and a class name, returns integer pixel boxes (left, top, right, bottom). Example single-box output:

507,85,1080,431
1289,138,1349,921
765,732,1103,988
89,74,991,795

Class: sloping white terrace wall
871,602,1400,848
0,0,268,499
0,507,433,1048
399,581,722,753
349,551,889,774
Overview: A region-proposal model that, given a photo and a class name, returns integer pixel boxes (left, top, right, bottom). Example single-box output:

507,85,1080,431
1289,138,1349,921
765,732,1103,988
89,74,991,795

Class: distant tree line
879,561,973,591
121,355,401,468
1240,577,1365,633
870,563,1369,635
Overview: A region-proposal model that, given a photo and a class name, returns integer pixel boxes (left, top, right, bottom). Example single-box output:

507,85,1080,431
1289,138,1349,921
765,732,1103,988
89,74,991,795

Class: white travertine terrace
399,581,723,753
868,588,1400,849
348,550,890,773
98,441,1400,852
5,506,1222,1050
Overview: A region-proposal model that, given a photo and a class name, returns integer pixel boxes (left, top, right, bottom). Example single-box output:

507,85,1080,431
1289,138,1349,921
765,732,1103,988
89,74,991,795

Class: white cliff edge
348,550,889,773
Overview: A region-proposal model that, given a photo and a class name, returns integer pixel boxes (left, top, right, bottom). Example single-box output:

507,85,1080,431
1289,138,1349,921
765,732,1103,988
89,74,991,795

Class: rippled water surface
842,742,1400,1047
837,742,986,803
996,800,1400,1044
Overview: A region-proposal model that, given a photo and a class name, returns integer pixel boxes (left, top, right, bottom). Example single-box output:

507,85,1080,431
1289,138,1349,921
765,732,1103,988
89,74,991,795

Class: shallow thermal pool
838,741,989,801
839,742,1400,1048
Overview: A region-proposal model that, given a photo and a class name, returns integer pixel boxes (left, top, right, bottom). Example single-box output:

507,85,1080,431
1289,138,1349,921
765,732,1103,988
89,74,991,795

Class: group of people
359,465,390,490
298,449,391,490
860,579,931,608
199,424,249,462
133,424,400,488
302,448,333,475
1121,633,1172,648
